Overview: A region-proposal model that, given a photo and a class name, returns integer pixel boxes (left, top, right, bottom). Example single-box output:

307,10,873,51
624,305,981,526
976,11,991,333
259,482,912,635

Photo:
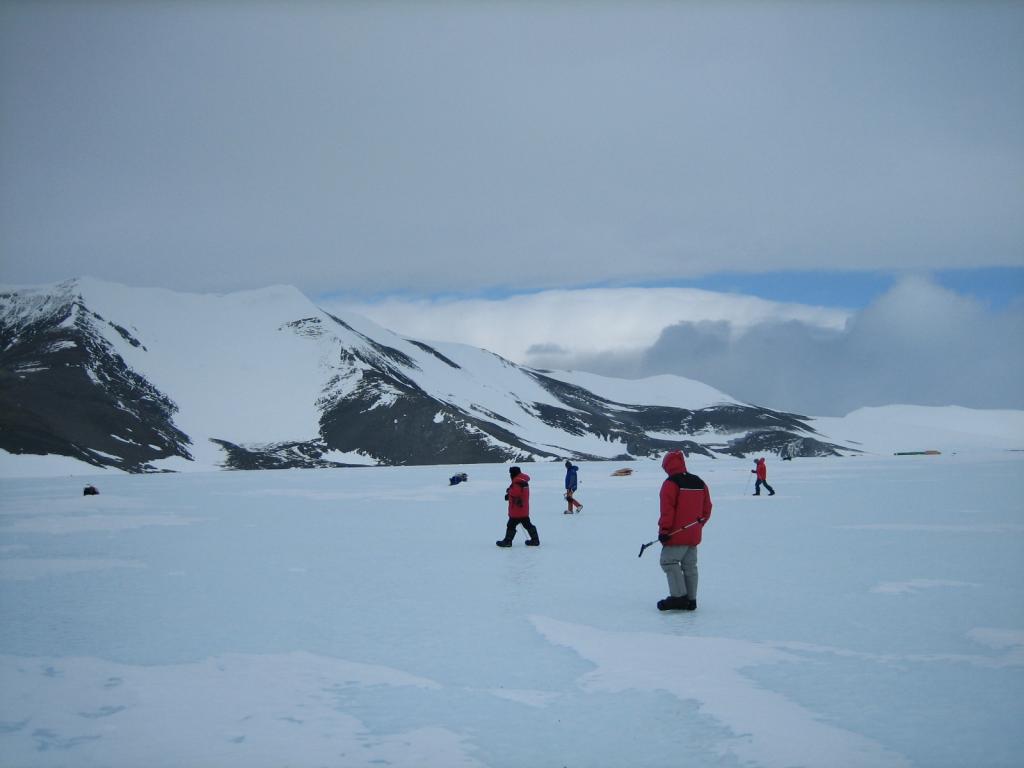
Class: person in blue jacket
564,460,583,514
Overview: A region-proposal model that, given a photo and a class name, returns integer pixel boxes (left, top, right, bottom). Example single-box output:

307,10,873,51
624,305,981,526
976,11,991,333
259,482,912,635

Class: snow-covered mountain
1,278,1020,475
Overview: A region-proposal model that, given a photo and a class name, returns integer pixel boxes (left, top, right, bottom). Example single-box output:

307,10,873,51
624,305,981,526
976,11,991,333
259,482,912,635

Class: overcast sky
1,2,1021,415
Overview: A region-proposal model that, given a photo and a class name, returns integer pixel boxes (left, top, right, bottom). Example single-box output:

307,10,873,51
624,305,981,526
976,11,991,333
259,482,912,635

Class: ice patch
872,579,981,595
0,652,484,768
840,523,1024,534
773,635,1024,669
484,688,560,707
968,629,1024,658
0,558,145,581
531,615,911,768
4,514,199,534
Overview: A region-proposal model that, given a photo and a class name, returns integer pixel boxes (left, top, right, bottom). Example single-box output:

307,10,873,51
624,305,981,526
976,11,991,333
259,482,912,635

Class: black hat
509,466,521,477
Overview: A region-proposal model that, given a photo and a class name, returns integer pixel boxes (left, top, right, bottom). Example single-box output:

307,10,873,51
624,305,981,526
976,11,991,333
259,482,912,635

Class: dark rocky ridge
0,289,191,472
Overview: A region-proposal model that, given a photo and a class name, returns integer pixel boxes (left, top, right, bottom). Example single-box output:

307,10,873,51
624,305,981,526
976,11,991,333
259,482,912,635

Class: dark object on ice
894,450,942,456
449,472,468,485
82,485,99,496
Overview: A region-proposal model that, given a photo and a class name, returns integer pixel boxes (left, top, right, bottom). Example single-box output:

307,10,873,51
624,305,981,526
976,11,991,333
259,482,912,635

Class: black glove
504,493,509,501
658,533,671,544
515,498,523,507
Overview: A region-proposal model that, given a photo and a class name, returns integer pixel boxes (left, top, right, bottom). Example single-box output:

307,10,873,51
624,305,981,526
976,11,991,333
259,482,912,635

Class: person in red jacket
496,466,540,547
656,449,712,611
752,457,775,496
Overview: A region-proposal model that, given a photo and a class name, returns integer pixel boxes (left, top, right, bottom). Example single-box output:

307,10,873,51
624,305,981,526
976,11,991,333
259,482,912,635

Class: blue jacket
564,464,579,491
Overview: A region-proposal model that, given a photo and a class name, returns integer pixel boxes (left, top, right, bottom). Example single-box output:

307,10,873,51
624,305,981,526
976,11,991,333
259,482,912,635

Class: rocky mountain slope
1,278,858,473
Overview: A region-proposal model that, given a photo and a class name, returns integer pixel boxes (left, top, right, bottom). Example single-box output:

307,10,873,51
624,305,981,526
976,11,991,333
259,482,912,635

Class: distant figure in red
496,466,539,547
656,450,712,611
752,458,775,496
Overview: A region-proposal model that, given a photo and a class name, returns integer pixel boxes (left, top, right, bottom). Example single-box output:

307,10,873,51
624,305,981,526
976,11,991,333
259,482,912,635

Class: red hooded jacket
506,470,531,519
659,450,712,547
754,458,767,480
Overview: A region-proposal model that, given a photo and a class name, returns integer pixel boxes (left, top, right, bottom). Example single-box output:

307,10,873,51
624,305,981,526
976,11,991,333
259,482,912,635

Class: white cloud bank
329,276,1024,416
332,287,849,369
637,276,1024,415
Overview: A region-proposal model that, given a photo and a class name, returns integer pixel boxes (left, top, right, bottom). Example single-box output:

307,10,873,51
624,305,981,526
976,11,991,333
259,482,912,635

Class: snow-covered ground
1,453,1023,767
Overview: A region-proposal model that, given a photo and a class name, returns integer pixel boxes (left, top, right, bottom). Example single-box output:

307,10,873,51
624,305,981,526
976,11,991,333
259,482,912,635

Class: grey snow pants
660,544,698,599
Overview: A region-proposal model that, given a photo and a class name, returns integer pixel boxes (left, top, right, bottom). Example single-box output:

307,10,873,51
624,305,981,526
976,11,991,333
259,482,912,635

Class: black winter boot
655,593,696,614
495,539,513,548
523,520,539,546
657,596,689,611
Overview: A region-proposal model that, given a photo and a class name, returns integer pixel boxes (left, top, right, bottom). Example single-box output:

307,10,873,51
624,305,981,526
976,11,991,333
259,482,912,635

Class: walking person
656,449,712,611
496,467,540,547
564,460,583,514
752,457,775,496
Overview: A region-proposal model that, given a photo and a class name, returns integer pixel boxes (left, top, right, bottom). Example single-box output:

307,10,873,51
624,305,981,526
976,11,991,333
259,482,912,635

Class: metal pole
637,518,705,558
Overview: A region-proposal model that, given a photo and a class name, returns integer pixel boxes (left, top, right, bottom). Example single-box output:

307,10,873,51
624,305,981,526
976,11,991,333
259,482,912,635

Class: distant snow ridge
1,278,856,474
